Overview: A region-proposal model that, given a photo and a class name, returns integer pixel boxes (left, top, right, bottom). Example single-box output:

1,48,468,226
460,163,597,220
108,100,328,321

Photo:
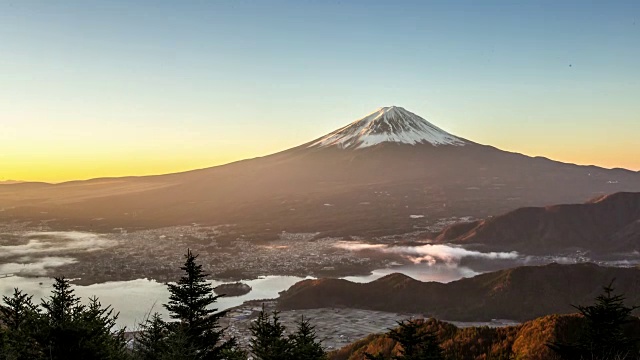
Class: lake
1,230,611,329
0,262,475,329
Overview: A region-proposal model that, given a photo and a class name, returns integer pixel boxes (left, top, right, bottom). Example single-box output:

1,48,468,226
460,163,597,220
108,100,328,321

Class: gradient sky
1,0,639,182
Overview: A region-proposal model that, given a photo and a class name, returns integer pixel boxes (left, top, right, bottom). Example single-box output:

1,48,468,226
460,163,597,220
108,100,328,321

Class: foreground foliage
0,250,247,360
3,252,638,360
0,278,127,360
548,281,640,360
133,249,245,360
249,306,326,360
365,319,444,360
330,284,640,360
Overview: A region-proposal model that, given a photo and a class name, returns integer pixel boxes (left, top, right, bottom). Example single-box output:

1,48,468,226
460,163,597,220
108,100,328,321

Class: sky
1,0,639,182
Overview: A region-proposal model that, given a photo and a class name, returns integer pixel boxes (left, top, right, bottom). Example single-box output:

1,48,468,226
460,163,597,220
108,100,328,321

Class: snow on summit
309,106,466,149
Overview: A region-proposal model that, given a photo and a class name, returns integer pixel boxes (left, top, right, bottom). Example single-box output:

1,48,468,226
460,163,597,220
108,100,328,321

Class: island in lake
213,282,252,297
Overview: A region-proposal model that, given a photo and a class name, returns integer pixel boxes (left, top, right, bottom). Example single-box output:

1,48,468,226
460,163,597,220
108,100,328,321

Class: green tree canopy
134,313,168,360
163,249,237,360
289,315,326,360
38,277,127,360
548,280,640,360
0,288,42,360
249,306,293,360
366,319,444,360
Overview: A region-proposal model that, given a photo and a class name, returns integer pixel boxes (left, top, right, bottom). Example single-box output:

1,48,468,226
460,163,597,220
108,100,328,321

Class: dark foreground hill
277,263,640,321
435,192,640,254
330,315,640,360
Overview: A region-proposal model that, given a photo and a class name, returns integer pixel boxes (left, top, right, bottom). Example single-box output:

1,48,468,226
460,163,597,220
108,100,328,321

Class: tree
289,315,326,360
38,276,86,360
249,306,293,360
366,319,444,360
77,296,128,359
548,280,640,360
162,324,201,360
134,313,169,360
390,319,443,360
37,277,128,360
0,289,39,331
0,288,42,360
163,249,237,360
220,347,249,360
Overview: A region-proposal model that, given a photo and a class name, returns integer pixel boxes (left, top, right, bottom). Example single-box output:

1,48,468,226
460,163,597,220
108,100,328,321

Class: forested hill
329,315,640,360
435,192,640,254
278,263,640,321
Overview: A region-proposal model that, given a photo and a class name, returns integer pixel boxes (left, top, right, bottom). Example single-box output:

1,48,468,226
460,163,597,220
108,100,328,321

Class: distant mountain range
277,263,640,321
1,106,639,238
435,192,640,254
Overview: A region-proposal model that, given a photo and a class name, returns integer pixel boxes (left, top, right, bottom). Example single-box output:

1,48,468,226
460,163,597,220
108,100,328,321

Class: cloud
0,231,116,258
334,243,386,251
335,241,518,265
0,256,77,276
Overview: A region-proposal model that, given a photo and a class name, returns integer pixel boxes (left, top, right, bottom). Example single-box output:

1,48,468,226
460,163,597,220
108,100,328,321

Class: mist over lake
2,229,639,329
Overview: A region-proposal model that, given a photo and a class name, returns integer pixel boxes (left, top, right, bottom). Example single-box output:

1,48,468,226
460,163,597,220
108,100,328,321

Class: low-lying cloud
0,256,77,276
335,242,518,265
0,231,116,258
0,231,117,276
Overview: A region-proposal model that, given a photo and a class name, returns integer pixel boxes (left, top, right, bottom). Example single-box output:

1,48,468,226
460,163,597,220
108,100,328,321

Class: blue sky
1,0,639,181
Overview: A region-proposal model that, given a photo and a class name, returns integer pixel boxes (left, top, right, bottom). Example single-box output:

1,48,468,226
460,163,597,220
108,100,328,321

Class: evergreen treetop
289,315,326,360
0,288,42,360
249,306,293,360
163,249,235,360
134,312,168,360
366,319,444,360
388,319,444,360
0,288,38,331
549,280,640,360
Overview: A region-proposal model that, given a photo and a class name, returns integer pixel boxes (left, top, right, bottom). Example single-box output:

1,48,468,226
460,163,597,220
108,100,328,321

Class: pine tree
367,319,444,360
41,277,82,327
289,315,326,360
163,249,236,360
0,288,39,331
78,296,128,359
549,280,640,360
220,347,249,360
249,306,293,360
134,313,169,360
38,277,85,360
37,277,128,360
0,288,43,360
390,319,443,360
162,325,201,360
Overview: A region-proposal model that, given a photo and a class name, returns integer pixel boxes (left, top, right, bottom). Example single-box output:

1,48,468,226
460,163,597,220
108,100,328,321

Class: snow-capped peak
308,106,466,149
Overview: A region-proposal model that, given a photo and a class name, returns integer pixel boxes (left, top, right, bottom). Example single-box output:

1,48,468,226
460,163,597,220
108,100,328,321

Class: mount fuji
308,106,467,149
1,106,639,239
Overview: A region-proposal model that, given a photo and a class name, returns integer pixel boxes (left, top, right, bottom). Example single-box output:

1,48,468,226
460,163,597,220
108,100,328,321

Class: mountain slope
330,315,640,360
1,106,640,237
277,263,640,321
435,192,640,253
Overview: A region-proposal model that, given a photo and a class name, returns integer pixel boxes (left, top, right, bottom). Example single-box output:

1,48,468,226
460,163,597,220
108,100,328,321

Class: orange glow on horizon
2,143,639,184
1,152,259,183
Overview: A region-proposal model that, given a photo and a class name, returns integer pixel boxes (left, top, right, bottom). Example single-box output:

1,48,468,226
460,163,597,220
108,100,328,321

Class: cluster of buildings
8,223,390,284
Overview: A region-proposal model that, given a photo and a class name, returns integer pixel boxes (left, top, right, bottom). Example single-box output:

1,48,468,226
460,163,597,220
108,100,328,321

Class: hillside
435,192,640,254
1,107,639,239
330,315,640,360
277,263,640,321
